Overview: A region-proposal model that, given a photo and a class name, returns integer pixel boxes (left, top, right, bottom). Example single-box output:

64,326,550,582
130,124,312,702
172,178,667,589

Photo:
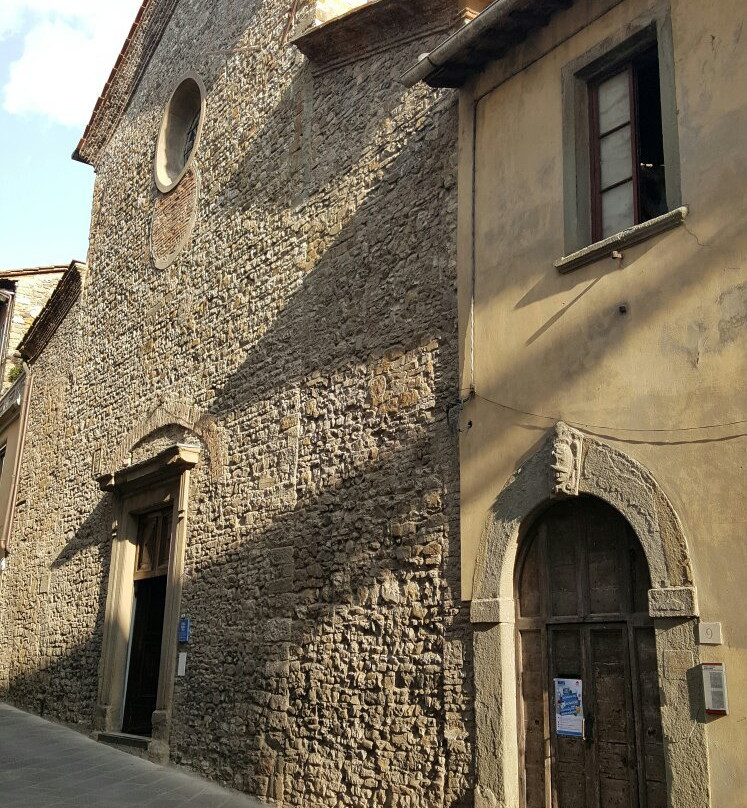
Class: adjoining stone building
0,263,68,570
0,264,66,391
0,1,744,807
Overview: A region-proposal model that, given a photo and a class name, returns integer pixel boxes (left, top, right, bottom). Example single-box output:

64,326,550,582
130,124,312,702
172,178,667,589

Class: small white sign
177,651,187,677
554,678,584,738
697,622,723,645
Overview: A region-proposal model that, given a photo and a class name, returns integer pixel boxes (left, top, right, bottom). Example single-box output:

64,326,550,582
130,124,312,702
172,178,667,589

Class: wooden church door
122,507,172,736
516,497,667,808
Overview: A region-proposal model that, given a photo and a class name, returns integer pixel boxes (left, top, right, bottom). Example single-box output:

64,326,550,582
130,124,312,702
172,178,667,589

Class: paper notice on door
554,678,584,738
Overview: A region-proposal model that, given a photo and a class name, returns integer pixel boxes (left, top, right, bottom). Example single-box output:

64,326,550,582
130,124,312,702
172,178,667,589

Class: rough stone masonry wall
0,295,112,727
0,0,471,805
1,271,64,391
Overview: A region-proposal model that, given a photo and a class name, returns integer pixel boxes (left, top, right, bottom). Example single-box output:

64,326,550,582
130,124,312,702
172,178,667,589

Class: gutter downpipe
400,0,539,87
0,363,34,567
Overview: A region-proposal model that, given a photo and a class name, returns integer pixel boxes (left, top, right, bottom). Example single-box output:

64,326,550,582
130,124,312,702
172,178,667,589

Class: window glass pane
600,125,633,190
157,513,172,570
136,515,159,573
601,180,634,238
597,70,630,134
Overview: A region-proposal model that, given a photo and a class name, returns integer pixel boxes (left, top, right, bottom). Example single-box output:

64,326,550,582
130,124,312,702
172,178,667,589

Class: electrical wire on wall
454,388,747,446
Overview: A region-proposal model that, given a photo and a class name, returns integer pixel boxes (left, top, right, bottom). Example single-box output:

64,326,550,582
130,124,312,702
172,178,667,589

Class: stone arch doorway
470,423,709,808
516,496,665,808
94,426,202,763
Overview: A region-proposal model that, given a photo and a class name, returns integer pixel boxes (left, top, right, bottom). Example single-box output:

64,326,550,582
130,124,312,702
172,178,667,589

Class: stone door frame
94,442,199,763
470,422,710,808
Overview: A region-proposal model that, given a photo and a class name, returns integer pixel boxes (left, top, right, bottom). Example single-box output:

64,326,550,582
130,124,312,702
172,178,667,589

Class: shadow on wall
466,195,747,512
171,430,469,803
206,66,458,416
0,46,472,808
1,425,471,805
2,496,113,728
183,59,470,802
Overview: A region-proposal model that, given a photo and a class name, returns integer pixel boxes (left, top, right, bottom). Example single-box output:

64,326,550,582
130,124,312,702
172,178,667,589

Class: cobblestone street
0,702,262,808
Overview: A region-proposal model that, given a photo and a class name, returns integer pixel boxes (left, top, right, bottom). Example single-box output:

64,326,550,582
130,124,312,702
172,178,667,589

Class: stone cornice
293,0,457,71
97,443,201,494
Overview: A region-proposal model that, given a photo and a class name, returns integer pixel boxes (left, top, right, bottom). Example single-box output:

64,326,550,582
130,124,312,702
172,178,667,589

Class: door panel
635,627,667,803
520,629,548,808
549,626,590,808
589,627,637,807
587,531,623,614
547,518,581,617
517,498,667,808
122,574,167,735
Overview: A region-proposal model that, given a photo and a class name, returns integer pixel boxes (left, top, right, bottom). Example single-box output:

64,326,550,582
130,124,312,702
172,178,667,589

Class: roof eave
17,261,87,364
400,0,574,88
73,0,149,166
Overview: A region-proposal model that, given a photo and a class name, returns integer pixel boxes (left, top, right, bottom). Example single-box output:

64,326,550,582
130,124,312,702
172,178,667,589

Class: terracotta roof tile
73,0,179,166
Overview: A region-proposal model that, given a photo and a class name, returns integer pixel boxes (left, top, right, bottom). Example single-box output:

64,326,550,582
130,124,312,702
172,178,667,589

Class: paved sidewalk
0,702,264,808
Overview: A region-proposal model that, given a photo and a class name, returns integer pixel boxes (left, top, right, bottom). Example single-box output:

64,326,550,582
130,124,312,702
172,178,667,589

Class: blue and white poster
554,678,584,738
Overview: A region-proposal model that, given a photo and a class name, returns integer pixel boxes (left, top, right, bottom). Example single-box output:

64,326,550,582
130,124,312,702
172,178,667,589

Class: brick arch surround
108,399,225,480
469,422,710,808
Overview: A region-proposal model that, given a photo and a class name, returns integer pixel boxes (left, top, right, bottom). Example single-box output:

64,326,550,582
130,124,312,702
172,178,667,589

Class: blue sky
0,0,141,270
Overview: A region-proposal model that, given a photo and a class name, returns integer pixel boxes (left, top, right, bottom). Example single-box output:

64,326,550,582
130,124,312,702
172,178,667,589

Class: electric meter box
702,663,728,715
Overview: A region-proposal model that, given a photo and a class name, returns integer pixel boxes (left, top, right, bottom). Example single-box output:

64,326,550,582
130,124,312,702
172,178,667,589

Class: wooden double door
517,497,667,808
122,507,172,736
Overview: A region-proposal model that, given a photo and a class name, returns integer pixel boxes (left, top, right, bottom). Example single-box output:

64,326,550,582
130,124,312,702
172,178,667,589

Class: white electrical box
697,622,723,645
702,663,728,715
177,651,187,677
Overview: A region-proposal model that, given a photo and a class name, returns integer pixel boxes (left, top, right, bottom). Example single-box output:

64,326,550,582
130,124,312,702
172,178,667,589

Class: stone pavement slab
0,702,265,808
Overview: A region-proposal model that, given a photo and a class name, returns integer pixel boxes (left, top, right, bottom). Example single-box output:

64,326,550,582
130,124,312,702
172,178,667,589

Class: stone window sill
554,206,689,274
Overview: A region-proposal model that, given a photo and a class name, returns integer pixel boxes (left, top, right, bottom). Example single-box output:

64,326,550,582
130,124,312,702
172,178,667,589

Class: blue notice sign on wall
178,617,191,643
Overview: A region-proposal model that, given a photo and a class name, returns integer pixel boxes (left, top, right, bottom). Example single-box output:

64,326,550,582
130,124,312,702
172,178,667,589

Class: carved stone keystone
550,421,584,496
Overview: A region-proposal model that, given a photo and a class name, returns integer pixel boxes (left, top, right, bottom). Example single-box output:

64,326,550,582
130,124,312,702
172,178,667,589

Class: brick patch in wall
150,166,200,269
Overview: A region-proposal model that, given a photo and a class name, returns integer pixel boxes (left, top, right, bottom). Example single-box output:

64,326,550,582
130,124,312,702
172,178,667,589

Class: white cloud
2,0,142,129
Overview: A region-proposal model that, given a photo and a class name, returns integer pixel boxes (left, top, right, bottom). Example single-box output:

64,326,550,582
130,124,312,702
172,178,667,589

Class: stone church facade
0,1,474,806
0,1,744,807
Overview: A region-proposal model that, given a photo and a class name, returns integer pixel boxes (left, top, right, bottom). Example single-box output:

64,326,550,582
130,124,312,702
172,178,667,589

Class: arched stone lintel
469,423,710,808
471,424,698,623
106,400,225,480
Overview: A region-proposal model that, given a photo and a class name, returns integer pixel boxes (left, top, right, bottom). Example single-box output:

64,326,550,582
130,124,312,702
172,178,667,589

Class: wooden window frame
560,8,682,255
588,63,641,243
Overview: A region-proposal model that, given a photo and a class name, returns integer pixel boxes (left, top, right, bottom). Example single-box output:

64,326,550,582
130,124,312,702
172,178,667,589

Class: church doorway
516,497,666,808
121,507,172,736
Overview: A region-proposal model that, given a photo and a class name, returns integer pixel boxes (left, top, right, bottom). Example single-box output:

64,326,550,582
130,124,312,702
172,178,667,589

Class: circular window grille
154,74,206,193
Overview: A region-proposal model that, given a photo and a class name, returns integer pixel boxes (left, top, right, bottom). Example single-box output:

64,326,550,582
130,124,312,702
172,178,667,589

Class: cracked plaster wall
459,0,747,805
